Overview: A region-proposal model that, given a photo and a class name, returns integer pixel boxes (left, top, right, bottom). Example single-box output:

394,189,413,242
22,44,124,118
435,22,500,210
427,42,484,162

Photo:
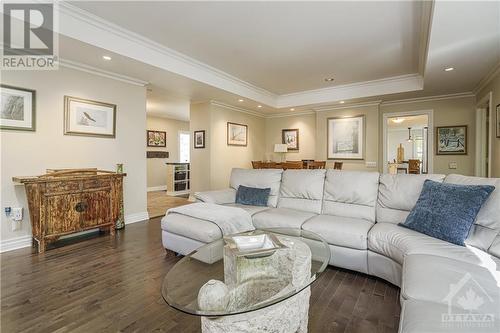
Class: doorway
383,110,434,174
475,92,492,177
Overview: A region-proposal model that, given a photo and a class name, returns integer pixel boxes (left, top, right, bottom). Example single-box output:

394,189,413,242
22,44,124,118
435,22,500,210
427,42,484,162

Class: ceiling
52,1,500,119
387,115,429,130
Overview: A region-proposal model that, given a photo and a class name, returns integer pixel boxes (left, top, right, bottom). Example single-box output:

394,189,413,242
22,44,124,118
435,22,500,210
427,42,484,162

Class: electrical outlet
448,162,457,169
11,207,23,221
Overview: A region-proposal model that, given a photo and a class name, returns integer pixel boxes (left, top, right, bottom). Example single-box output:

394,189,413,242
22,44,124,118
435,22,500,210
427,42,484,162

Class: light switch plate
449,162,457,169
365,161,377,168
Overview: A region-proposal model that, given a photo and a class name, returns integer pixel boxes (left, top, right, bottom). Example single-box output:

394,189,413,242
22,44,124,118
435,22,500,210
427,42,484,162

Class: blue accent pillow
399,180,495,246
235,185,271,207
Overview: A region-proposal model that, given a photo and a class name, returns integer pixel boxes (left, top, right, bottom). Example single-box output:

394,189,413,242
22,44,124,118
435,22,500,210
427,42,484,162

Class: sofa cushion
223,203,269,216
368,223,496,266
230,168,283,207
399,180,494,246
400,299,500,333
277,169,326,214
376,173,445,224
445,174,500,252
302,214,372,250
402,254,500,306
161,213,222,243
322,170,379,222
252,207,316,229
195,188,236,204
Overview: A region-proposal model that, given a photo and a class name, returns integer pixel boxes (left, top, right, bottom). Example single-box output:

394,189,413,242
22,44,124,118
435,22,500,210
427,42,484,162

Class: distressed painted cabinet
13,169,125,253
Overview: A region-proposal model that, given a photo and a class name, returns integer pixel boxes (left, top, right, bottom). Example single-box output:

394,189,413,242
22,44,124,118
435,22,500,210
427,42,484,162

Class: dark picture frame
64,96,116,138
282,128,299,151
436,125,467,155
0,84,36,131
227,122,248,146
194,130,205,149
147,130,167,147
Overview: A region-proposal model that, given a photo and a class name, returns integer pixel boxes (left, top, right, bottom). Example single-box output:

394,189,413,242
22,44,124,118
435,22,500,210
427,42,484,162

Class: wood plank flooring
147,191,190,218
1,218,400,333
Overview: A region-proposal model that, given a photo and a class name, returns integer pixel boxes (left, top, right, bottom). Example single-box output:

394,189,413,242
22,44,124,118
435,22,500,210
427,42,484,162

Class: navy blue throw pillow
399,180,494,246
235,185,271,207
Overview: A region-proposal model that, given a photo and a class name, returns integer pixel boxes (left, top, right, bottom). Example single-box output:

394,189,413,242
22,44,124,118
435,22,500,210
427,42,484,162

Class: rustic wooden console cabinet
13,169,126,253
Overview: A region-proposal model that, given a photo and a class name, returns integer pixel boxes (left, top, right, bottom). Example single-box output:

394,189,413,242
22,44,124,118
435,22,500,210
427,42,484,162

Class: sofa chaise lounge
161,168,500,332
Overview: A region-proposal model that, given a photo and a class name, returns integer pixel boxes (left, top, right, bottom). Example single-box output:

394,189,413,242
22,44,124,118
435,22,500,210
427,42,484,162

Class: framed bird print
64,96,116,138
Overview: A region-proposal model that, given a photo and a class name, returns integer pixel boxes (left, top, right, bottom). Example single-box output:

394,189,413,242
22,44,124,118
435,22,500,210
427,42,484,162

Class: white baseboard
0,235,32,253
125,211,150,225
0,211,150,253
147,186,167,192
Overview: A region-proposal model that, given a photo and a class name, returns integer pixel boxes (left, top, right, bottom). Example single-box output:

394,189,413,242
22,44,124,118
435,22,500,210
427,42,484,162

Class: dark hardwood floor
1,218,400,333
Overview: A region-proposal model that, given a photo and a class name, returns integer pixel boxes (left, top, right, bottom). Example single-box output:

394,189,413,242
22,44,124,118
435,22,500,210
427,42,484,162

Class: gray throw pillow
235,185,271,207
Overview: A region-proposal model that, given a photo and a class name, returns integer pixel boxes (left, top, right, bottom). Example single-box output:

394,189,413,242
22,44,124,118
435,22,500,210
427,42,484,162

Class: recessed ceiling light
257,105,262,108
392,117,405,123
339,101,345,104
102,55,112,61
238,99,244,102
444,67,454,72
324,78,334,82
290,108,295,111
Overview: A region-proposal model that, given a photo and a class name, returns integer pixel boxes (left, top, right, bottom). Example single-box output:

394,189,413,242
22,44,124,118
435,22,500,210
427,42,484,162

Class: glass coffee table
161,228,330,333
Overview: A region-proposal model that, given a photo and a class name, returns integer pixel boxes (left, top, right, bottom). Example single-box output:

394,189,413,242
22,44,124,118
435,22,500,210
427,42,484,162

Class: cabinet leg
109,225,116,236
38,239,46,254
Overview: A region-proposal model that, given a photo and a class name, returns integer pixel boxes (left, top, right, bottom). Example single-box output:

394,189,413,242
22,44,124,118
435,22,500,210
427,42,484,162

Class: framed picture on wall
64,96,116,138
496,104,500,138
194,130,205,148
282,128,299,150
327,116,364,159
1,84,36,131
227,122,248,146
436,125,467,155
147,130,167,147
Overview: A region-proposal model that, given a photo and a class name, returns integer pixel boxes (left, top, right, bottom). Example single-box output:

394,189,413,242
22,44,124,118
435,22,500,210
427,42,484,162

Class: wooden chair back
282,161,303,169
333,162,343,170
307,161,326,169
261,162,277,169
408,159,421,174
251,161,262,169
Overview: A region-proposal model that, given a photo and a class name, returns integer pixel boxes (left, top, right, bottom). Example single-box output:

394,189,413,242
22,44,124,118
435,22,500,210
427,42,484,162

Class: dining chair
333,162,343,170
408,159,421,174
282,161,303,169
251,161,262,169
307,161,326,169
261,162,277,169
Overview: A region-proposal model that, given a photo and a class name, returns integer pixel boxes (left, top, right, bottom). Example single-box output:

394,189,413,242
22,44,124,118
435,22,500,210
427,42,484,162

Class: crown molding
58,2,277,105
277,74,423,108
265,110,316,119
58,3,430,109
59,59,149,86
210,100,266,118
473,61,500,95
313,100,382,112
381,91,475,106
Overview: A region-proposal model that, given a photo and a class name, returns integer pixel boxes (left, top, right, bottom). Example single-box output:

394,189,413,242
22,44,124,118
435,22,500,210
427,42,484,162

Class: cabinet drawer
83,178,111,190
45,181,80,194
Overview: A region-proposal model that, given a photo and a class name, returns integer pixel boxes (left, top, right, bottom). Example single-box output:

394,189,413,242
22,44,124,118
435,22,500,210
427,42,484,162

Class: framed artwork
194,130,205,149
282,128,299,150
1,84,36,131
496,104,500,138
147,130,166,147
64,96,116,138
436,125,467,155
227,122,248,146
327,115,364,159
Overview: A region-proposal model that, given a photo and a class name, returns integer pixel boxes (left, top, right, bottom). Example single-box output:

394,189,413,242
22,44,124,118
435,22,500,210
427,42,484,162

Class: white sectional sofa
161,168,500,332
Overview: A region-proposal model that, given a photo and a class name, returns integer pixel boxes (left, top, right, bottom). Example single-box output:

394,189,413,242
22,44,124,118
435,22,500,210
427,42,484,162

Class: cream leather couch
161,169,500,332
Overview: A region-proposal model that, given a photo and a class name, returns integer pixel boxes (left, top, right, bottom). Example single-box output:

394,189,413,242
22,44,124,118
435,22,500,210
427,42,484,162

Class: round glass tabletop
161,228,330,317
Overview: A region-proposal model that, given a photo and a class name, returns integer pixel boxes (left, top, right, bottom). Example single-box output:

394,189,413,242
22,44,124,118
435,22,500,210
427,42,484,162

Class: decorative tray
223,231,287,258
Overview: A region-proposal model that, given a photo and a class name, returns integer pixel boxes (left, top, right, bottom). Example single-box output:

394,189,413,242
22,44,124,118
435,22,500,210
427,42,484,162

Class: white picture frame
327,115,365,160
0,84,36,131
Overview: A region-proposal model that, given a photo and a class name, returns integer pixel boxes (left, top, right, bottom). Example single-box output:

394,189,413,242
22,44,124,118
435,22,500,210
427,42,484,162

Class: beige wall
477,71,500,177
380,96,476,175
264,114,316,161
1,67,147,242
189,103,266,192
146,116,189,189
315,104,380,171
